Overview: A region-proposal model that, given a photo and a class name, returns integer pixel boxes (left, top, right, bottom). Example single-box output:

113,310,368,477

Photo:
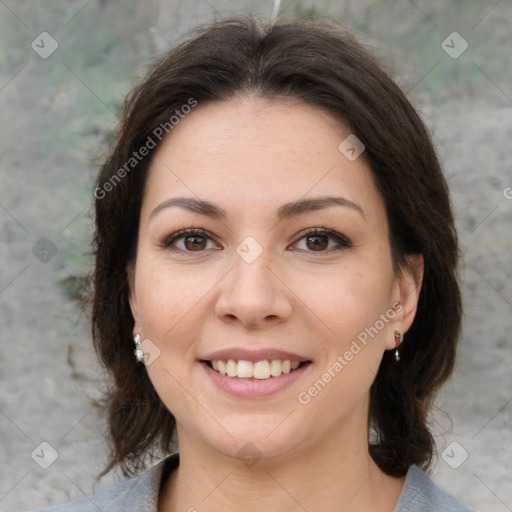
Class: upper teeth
211,359,301,379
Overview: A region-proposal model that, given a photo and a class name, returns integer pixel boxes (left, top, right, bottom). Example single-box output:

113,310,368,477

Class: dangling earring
134,334,144,363
394,330,404,362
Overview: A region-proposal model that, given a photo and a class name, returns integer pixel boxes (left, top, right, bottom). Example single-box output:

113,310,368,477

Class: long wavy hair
91,17,462,477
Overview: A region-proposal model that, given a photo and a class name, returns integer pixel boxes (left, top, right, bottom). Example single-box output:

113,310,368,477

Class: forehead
142,95,385,225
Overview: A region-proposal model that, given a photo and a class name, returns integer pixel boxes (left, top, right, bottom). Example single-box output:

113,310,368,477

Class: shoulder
395,465,476,512
27,453,179,512
28,477,141,512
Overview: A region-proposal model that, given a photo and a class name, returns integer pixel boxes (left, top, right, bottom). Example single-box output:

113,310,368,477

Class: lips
199,348,312,393
200,357,312,398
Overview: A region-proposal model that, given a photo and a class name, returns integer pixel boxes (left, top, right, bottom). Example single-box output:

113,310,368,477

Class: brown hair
91,17,461,477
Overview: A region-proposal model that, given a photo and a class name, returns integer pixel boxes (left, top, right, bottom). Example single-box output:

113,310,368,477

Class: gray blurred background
0,1,511,510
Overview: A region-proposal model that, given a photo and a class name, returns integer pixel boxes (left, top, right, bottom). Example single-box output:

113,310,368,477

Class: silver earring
134,334,144,363
394,330,404,362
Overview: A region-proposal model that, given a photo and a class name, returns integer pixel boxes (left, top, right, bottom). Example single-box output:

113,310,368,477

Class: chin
199,418,309,465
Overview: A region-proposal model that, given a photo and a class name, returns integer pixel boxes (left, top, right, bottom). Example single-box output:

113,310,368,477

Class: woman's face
128,96,422,463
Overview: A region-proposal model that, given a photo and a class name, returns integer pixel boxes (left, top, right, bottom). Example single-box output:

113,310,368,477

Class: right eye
160,228,221,253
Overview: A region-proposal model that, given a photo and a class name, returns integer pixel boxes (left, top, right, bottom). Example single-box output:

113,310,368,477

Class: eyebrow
149,195,365,221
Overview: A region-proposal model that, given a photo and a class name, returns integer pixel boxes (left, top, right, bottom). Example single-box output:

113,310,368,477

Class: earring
394,330,404,362
134,334,144,363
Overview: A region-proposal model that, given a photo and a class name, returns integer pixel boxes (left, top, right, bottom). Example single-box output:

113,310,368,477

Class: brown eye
305,234,329,251
292,228,353,254
161,228,220,253
184,235,207,251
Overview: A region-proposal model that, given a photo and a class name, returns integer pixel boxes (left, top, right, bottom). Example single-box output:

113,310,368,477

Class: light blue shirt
30,452,475,511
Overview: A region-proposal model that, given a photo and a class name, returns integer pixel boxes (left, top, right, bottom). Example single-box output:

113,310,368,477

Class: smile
204,359,308,379
201,358,312,398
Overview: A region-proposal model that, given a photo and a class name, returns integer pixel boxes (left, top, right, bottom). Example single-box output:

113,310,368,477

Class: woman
33,17,474,512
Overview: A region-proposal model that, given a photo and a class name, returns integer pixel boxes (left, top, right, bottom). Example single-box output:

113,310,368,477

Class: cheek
134,262,207,412
295,261,394,348
133,258,209,350
298,269,392,420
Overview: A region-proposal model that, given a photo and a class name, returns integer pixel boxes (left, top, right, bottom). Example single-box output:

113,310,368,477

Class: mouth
201,359,312,380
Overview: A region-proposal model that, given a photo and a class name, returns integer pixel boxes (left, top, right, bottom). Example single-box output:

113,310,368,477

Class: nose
214,249,293,330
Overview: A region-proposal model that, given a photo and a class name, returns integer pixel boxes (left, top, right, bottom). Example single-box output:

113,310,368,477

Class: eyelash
159,227,353,255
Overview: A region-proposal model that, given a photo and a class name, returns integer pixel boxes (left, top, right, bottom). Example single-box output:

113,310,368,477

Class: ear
127,264,140,333
385,254,424,350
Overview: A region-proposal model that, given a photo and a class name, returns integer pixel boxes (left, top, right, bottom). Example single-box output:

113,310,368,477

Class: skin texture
128,95,423,512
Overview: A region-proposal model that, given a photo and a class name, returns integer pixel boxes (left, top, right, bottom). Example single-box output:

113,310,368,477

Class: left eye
292,228,352,253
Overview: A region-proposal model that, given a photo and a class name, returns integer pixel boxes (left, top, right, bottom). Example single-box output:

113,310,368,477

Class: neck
159,425,405,512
